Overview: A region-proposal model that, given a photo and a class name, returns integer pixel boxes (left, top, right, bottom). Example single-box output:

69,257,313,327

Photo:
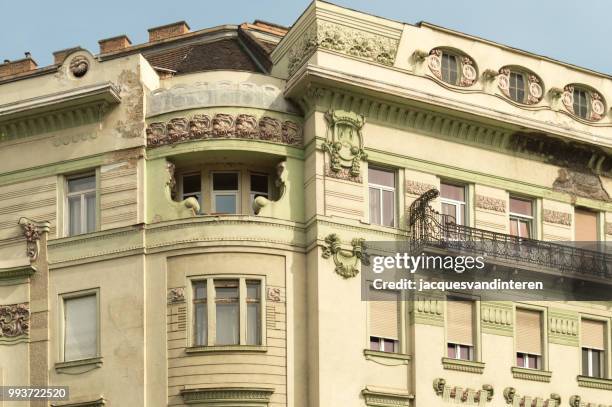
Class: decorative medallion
146,114,302,147
167,287,185,304
562,85,606,121
69,56,89,78
321,233,369,279
0,303,30,340
428,49,477,87
323,110,367,182
475,195,506,213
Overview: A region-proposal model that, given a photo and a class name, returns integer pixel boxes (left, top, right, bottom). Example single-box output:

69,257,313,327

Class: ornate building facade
1,2,612,406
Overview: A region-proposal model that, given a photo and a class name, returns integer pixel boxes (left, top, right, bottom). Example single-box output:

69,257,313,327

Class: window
575,209,598,241
212,172,239,214
447,299,475,361
441,52,459,85
509,197,533,238
581,319,606,378
515,308,542,370
63,293,98,362
573,88,589,119
368,287,399,353
509,71,526,103
368,167,395,227
66,174,96,236
250,174,269,214
181,173,202,208
191,277,263,347
441,182,466,225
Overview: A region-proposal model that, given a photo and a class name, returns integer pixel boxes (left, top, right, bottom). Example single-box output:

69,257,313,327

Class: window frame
58,288,101,363
211,171,241,214
368,167,397,228
514,304,547,371
440,51,460,85
188,275,266,349
365,283,406,355
249,172,270,214
579,315,610,379
64,172,97,237
509,196,534,239
444,294,480,362
440,182,467,226
179,171,203,210
573,87,590,119
508,71,527,104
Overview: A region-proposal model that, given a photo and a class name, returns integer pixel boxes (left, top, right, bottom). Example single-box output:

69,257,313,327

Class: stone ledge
577,375,612,390
511,366,552,382
185,345,268,354
442,357,485,374
51,397,105,407
180,386,274,405
55,357,103,374
364,349,411,364
362,385,413,407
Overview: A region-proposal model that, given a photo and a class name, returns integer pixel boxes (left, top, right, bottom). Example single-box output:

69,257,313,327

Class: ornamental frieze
475,195,506,213
323,110,367,180
146,114,302,147
503,388,560,407
287,21,399,75
542,209,572,226
405,180,436,196
433,378,494,406
321,233,369,279
0,302,30,341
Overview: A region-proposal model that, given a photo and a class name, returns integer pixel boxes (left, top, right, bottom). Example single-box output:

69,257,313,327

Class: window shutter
575,209,598,242
582,319,605,350
447,300,474,346
369,289,399,340
516,309,542,355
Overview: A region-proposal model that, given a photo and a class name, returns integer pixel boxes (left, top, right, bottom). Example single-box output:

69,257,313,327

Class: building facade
1,1,612,406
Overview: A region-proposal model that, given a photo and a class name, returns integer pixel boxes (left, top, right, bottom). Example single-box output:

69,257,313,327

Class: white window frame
440,183,467,225
65,173,96,236
516,352,541,369
448,342,474,361
188,276,266,348
180,172,203,209
211,171,241,214
370,336,398,353
58,288,100,363
509,197,534,238
583,348,604,378
368,168,396,227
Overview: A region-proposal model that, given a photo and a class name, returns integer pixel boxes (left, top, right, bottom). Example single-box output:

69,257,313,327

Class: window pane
216,303,239,345
369,187,381,225
368,168,394,187
68,196,82,236
247,302,261,345
68,175,95,193
510,197,532,216
194,303,207,346
85,193,96,233
215,280,239,298
441,183,465,202
213,173,238,191
382,189,394,227
194,281,207,300
517,353,525,367
183,174,201,194
64,295,97,361
383,339,396,353
215,195,237,214
509,219,518,236
582,348,590,376
519,220,531,238
371,337,381,351
592,350,602,378
448,343,457,359
247,281,260,300
250,174,268,194
458,345,471,361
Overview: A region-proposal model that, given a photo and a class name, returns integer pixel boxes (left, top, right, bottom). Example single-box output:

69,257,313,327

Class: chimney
98,35,132,54
0,53,38,78
148,21,190,42
52,46,84,65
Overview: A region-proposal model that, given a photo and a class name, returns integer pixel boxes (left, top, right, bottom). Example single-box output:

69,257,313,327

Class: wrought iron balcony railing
408,189,612,280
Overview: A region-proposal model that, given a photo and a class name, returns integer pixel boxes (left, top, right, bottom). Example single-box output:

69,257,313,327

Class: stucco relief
321,233,369,279
267,288,281,302
287,21,399,75
553,169,610,202
146,114,302,147
475,195,506,213
497,68,543,104
433,378,494,405
18,217,49,262
69,55,89,78
570,395,612,407
147,81,299,117
542,209,572,226
323,110,367,182
503,388,560,407
167,287,185,304
428,49,477,87
562,85,606,121
0,303,30,340
405,180,436,196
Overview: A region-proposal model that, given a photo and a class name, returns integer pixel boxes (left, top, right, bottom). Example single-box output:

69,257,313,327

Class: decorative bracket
503,387,560,407
321,233,369,278
323,110,367,182
433,378,494,405
18,217,50,262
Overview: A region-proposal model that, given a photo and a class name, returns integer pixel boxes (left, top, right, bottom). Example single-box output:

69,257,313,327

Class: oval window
497,66,543,105
562,84,606,121
428,48,477,87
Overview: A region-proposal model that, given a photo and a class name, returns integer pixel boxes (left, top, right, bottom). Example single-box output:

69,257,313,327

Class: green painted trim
441,357,485,374
412,296,445,326
363,349,411,362
0,264,36,280
577,375,612,390
185,345,267,354
548,309,579,347
511,366,552,382
481,301,514,337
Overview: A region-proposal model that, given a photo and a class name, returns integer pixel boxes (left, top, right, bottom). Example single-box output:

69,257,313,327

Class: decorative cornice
0,302,29,343
576,375,612,391
433,378,494,405
0,264,37,281
18,217,50,261
548,310,579,347
288,20,399,75
511,367,552,383
146,114,302,148
412,295,444,326
475,195,506,213
180,387,274,404
481,302,513,336
405,180,436,196
321,233,369,278
362,386,412,407
167,287,185,304
441,357,485,374
543,209,572,226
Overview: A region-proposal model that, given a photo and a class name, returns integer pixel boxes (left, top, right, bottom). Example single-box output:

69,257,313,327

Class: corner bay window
368,287,399,353
516,308,542,370
447,299,475,361
581,319,606,378
63,293,98,362
212,172,240,214
509,196,533,238
67,174,96,236
193,278,262,347
441,182,466,225
368,167,395,227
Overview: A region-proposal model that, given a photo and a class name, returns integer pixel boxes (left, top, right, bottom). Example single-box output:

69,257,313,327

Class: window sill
441,357,485,374
186,345,267,354
363,349,411,365
55,357,103,374
511,366,551,382
577,375,612,390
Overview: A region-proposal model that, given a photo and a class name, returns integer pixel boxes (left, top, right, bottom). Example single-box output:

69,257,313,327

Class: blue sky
2,0,611,74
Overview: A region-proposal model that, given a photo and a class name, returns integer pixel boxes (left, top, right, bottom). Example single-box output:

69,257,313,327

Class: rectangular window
250,174,269,214
515,308,542,370
368,287,399,353
368,167,395,227
193,281,207,346
215,279,240,345
509,197,533,238
246,280,261,345
212,172,240,214
441,52,458,84
63,293,98,362
447,299,475,360
181,173,202,209
573,89,589,119
509,72,526,103
66,174,96,236
575,209,598,241
441,182,466,225
581,319,606,378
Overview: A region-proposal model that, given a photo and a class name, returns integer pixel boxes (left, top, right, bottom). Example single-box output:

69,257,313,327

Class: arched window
428,48,477,87
562,84,605,121
497,66,543,105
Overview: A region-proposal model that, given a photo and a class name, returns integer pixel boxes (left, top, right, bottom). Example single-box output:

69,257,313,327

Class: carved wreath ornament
323,110,367,182
0,303,30,339
321,234,369,278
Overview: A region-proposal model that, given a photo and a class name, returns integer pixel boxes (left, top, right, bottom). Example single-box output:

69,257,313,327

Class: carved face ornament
69,56,89,78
